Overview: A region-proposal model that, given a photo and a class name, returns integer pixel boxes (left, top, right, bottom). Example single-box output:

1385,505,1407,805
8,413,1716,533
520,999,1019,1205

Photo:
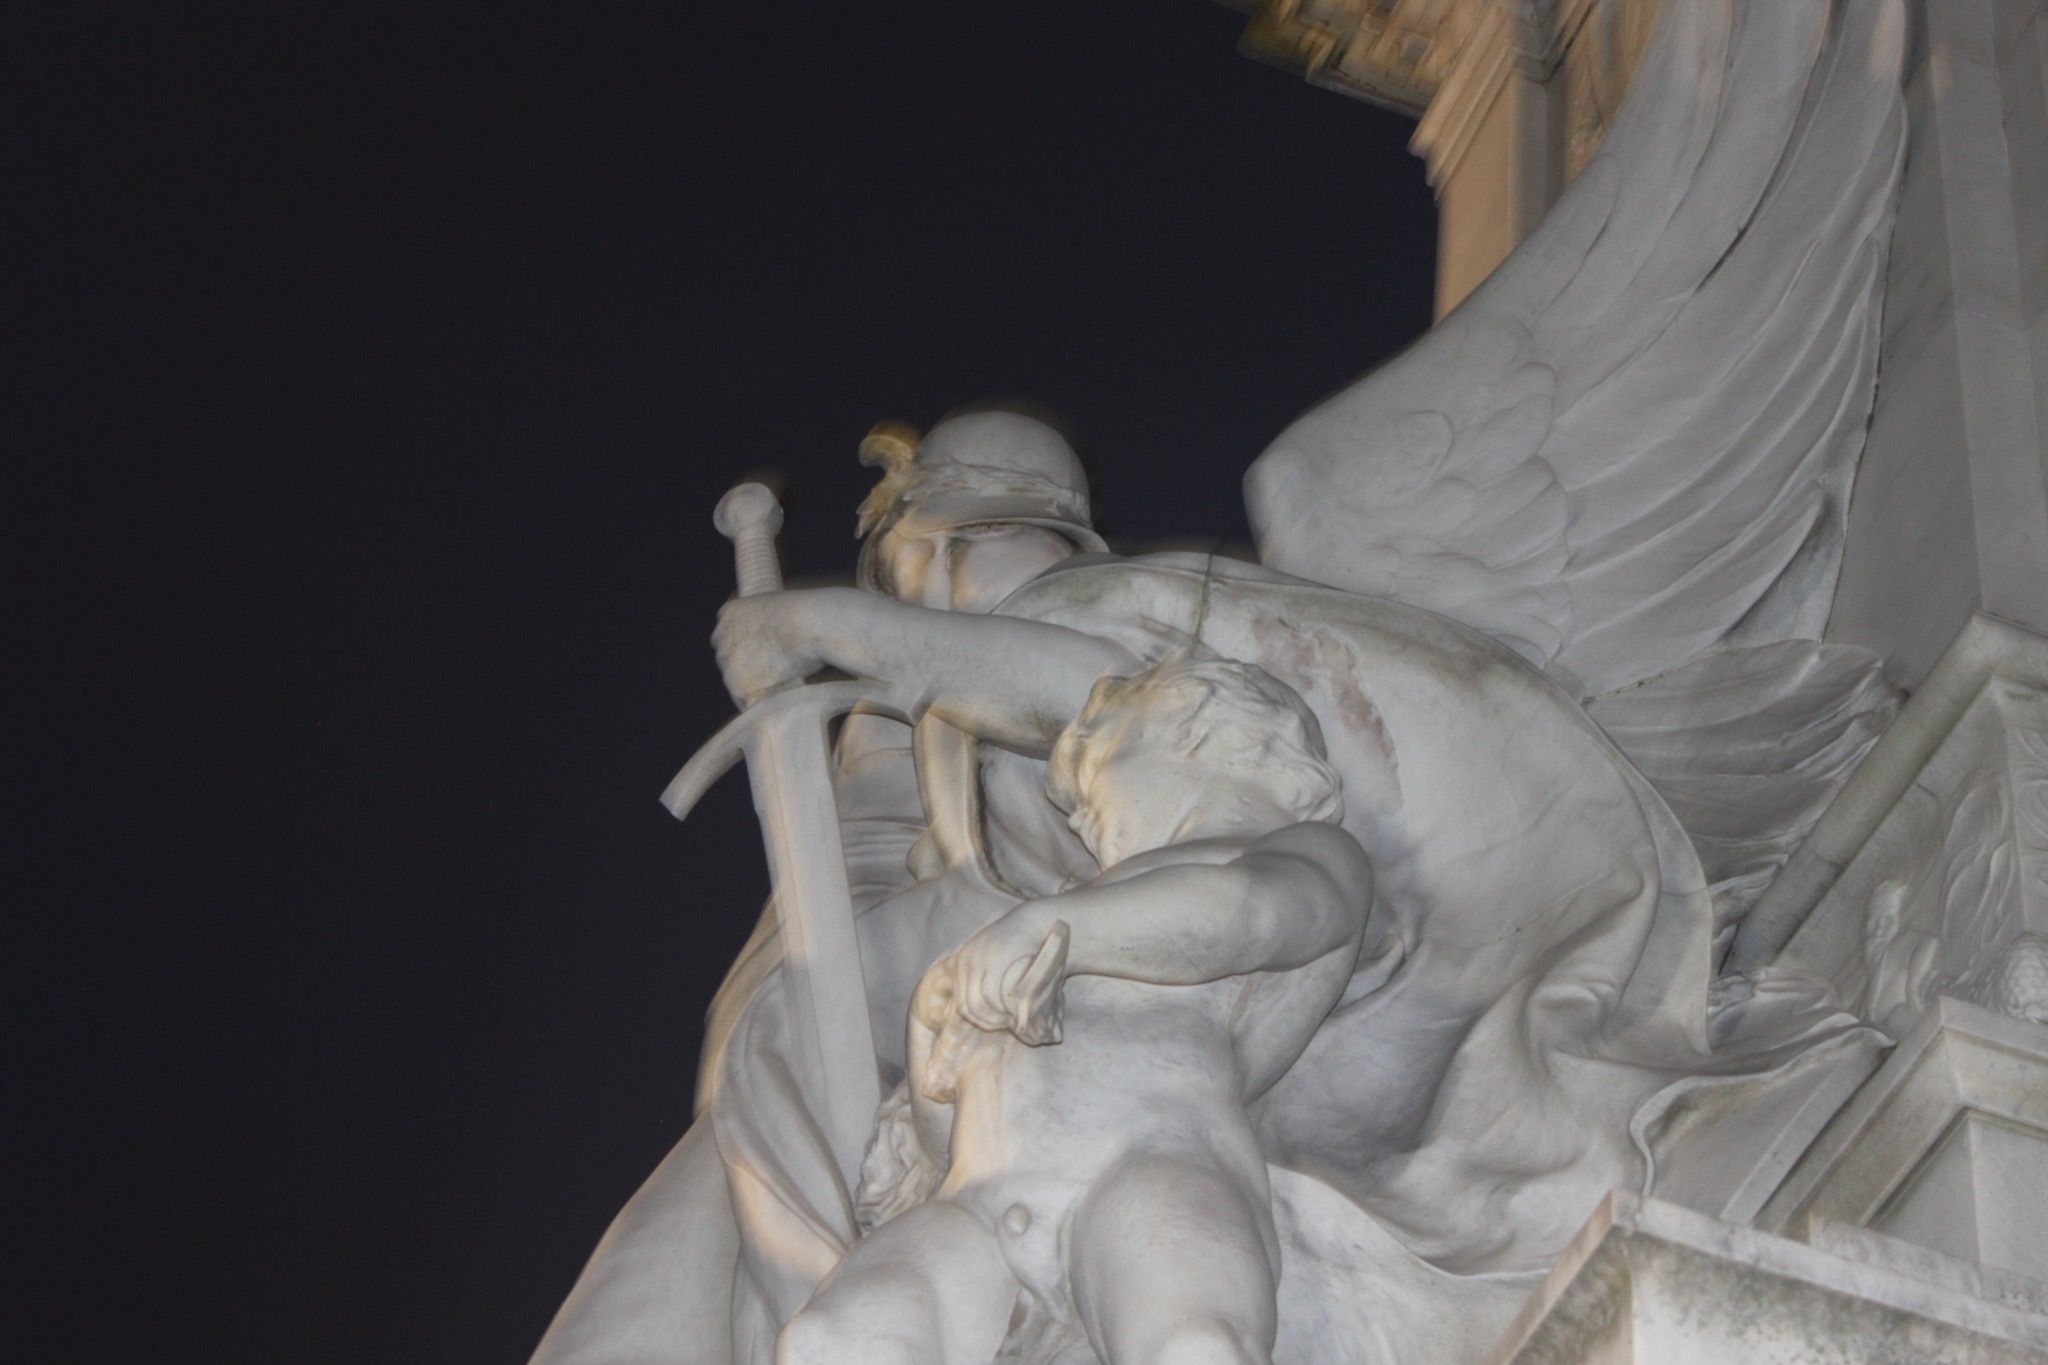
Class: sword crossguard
659,678,925,823
713,481,785,598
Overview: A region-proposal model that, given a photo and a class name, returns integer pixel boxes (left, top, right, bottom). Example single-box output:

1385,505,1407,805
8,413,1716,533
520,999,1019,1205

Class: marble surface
1249,1,1904,699
529,4,1959,1362
1755,614,2048,994
1874,1112,2048,1277
1489,1191,2048,1363
1803,1213,2048,1317
1757,997,2048,1277
780,657,1373,1365
1831,0,2048,687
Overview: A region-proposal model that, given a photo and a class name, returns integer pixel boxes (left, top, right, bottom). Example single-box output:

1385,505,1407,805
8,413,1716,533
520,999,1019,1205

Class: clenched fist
712,592,824,703
917,906,1070,1046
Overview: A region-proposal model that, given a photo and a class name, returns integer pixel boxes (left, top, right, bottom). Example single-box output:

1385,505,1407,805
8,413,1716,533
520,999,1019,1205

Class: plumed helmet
855,410,1107,593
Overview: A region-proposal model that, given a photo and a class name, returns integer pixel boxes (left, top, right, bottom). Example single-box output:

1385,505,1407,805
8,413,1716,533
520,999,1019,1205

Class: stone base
1758,997,2048,1279
1485,1193,2048,1364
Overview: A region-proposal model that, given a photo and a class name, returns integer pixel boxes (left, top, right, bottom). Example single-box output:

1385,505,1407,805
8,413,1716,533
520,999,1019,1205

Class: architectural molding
1488,1190,2048,1363
1756,997,2048,1281
1224,0,1659,310
1736,616,2048,1033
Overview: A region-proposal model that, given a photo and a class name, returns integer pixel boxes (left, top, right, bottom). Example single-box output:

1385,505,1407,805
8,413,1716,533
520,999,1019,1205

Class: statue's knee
1143,1320,1266,1365
777,1306,917,1365
775,1310,841,1365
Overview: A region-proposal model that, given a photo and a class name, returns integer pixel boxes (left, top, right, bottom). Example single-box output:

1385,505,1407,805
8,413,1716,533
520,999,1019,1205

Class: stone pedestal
1487,1192,2048,1364
1759,998,2048,1281
1731,611,2048,976
1876,1113,2048,1274
1489,997,2048,1361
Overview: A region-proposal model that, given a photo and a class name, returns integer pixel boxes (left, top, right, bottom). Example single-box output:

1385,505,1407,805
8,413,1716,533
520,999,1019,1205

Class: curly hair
1046,656,1343,827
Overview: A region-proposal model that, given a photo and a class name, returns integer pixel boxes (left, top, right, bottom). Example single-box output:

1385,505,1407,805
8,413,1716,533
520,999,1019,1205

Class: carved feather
1246,0,1907,701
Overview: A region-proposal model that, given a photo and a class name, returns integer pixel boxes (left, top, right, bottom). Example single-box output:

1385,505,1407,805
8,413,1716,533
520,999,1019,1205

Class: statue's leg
777,1201,1018,1365
1070,1155,1277,1365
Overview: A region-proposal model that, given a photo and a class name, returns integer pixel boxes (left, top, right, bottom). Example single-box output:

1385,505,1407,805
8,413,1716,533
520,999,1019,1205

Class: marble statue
786,658,1373,1365
532,2,1925,1363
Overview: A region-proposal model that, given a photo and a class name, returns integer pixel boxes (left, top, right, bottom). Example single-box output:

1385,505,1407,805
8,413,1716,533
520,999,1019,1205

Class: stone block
1757,997,2048,1279
1874,1112,2048,1276
1803,1214,2048,1317
1733,613,2048,974
1486,1192,2048,1364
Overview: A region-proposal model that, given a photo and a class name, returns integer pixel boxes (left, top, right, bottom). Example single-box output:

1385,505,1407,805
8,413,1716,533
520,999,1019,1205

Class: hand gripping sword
660,483,916,1190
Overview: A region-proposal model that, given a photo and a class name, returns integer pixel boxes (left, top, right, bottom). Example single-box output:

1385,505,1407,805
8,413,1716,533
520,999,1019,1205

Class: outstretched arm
938,823,1371,1035
715,587,1140,752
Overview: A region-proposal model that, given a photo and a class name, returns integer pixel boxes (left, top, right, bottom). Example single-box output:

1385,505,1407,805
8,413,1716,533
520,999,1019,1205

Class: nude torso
907,844,1360,1301
923,973,1265,1300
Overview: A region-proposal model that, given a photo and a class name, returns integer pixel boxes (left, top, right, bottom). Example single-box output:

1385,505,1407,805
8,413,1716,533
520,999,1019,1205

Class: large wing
1245,0,1907,700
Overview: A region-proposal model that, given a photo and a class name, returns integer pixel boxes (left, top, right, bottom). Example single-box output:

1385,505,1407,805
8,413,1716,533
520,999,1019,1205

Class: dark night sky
17,4,1433,1360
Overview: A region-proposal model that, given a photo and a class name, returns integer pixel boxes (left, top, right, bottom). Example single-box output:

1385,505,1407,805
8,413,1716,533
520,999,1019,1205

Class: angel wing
1245,0,1907,703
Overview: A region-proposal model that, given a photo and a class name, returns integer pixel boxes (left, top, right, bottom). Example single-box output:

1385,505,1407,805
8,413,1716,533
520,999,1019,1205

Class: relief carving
1859,681,2048,1033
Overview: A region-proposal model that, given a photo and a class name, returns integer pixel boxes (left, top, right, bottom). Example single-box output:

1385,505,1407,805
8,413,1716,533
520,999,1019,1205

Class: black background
15,3,1434,1359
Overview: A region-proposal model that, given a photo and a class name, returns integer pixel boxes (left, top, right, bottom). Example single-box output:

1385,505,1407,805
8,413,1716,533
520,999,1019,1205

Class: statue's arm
716,587,1140,752
943,825,1371,1031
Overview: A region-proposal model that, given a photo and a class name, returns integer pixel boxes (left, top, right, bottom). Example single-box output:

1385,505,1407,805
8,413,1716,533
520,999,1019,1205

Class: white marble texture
1249,0,1905,700
1831,0,2048,687
1803,1213,2048,1317
1874,1111,2048,1277
530,3,1951,1362
624,537,1886,1364
1489,1191,2048,1363
1584,642,1899,953
1757,996,2048,1274
1756,614,2048,994
778,657,1374,1365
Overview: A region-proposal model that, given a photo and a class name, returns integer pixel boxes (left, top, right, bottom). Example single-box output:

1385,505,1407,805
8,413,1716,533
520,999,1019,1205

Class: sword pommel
713,482,785,597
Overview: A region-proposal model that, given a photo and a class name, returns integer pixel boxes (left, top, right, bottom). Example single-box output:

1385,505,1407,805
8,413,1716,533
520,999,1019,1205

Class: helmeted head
856,410,1108,612
1046,656,1343,868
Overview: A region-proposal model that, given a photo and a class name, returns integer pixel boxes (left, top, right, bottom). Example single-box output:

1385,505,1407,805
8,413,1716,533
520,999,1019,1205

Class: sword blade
745,706,882,1189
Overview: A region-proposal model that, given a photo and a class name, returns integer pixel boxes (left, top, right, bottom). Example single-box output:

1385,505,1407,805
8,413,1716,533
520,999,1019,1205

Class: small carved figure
779,658,1373,1365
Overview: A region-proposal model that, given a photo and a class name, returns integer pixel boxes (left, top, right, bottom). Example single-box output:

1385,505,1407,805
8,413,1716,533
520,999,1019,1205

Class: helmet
855,410,1107,593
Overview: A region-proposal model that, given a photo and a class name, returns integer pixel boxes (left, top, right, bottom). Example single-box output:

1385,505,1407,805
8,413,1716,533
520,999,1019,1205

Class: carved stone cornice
1224,1,1584,110
1225,0,1656,184
1226,0,1475,116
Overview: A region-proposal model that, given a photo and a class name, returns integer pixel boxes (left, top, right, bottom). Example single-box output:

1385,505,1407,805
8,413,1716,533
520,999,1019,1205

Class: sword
662,483,912,1189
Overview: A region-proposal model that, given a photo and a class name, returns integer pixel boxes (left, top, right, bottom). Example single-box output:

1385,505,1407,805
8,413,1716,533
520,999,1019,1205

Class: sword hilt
713,482,784,597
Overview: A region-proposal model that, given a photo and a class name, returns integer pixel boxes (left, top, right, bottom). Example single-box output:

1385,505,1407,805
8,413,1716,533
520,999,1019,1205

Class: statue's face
1065,741,1178,869
1068,719,1294,869
876,523,1074,613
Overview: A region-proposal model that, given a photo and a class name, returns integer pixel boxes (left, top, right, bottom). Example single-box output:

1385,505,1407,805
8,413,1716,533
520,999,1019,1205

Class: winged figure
534,3,1910,1362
